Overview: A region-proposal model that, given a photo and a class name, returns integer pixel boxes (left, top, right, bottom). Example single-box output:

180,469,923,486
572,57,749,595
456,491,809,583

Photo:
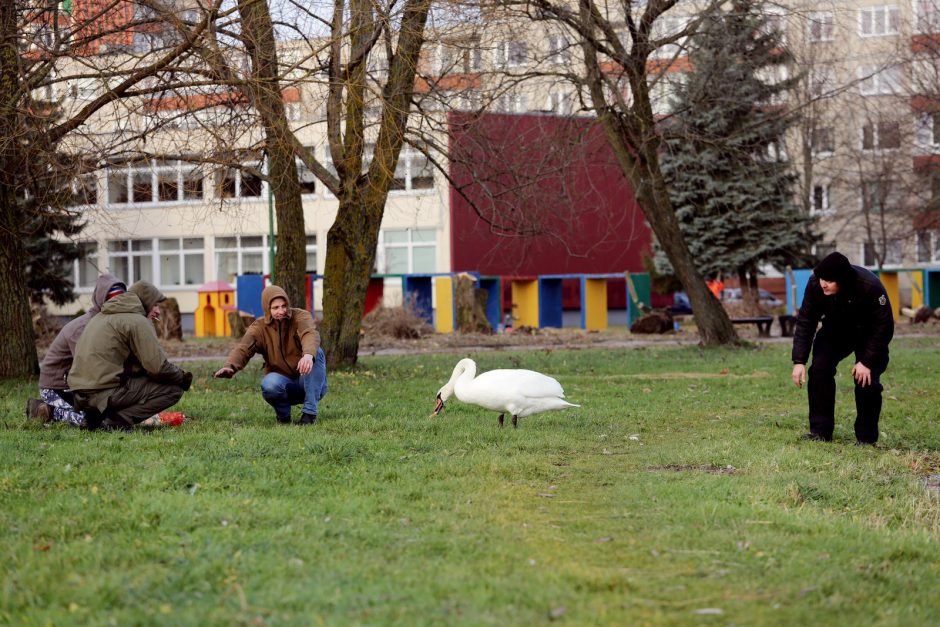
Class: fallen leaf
720,368,729,375
549,606,567,619
693,608,724,615
34,543,52,552
596,536,612,543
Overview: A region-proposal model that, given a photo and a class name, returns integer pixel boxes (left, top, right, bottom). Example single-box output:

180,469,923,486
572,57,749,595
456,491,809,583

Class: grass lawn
2,338,939,625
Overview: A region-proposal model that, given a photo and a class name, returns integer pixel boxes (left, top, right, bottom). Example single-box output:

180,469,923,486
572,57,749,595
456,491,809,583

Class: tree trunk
237,0,307,308
321,191,384,368
0,188,39,378
634,150,739,346
0,0,39,378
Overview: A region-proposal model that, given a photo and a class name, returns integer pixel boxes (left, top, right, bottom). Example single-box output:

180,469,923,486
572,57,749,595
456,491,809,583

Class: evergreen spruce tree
656,0,816,306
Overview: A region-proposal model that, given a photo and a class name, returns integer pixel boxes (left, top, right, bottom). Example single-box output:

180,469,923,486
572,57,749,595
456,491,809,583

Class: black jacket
791,265,894,367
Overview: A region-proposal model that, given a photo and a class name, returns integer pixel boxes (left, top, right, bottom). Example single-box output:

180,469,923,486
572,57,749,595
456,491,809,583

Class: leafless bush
361,303,435,340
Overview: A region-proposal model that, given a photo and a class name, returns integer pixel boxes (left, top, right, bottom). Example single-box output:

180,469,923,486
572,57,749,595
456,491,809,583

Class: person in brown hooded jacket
26,273,126,426
68,281,193,430
213,285,327,425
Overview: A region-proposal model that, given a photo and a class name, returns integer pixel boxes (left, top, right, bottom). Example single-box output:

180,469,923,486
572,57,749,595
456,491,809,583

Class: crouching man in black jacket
791,252,894,445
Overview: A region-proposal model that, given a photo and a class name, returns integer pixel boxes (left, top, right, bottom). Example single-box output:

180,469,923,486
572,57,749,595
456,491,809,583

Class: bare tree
0,0,211,377
486,0,739,345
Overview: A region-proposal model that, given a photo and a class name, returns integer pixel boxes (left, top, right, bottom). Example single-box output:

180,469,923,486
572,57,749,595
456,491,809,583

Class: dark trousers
75,377,185,430
807,330,889,443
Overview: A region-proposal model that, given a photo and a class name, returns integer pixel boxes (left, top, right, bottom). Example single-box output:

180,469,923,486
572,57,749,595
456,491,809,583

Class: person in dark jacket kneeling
68,281,193,431
791,252,894,445
213,285,327,425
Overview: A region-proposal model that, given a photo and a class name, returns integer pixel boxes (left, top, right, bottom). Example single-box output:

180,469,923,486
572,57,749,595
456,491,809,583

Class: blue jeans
260,348,328,420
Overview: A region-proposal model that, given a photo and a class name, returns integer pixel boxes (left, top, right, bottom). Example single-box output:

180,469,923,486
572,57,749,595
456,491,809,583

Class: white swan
432,358,579,427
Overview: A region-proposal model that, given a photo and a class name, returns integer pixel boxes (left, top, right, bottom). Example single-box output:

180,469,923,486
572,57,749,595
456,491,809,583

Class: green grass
2,338,939,625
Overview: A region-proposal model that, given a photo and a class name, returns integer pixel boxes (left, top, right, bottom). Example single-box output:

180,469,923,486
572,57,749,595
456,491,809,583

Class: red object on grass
158,412,186,427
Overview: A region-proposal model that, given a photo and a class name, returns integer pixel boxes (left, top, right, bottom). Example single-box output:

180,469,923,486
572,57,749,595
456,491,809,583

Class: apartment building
50,0,940,323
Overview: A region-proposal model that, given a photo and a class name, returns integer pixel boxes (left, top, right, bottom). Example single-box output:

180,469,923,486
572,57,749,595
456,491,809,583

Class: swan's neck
450,361,476,398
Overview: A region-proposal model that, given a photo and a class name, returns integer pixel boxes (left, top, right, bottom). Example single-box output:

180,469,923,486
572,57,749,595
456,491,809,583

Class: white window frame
808,11,835,42
73,241,100,292
914,0,940,34
858,65,902,95
650,15,690,59
156,237,206,288
809,68,835,99
547,34,570,65
377,229,437,274
811,126,835,157
859,5,900,37
214,235,271,282
861,120,902,151
495,40,528,68
863,239,903,266
216,166,265,200
916,229,940,262
810,184,834,215
104,160,204,207
860,179,901,212
916,111,940,146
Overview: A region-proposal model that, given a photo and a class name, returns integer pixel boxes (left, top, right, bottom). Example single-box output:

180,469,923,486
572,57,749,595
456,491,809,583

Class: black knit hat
814,252,855,285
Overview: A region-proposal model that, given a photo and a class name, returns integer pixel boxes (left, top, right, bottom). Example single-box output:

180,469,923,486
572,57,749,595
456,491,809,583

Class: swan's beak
431,393,445,417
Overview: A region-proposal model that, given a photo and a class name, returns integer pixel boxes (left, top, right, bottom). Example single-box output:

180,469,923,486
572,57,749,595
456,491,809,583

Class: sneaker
799,432,830,442
299,412,318,426
276,415,291,424
158,412,186,427
25,398,52,423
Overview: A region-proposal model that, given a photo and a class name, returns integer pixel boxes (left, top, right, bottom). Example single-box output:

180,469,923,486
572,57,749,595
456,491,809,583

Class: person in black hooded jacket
791,252,894,445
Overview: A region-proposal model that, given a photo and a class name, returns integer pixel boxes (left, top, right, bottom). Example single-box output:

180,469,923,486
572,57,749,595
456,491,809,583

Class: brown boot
26,398,52,423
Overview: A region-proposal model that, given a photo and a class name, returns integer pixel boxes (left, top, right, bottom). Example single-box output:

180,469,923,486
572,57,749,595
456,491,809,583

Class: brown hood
262,285,292,324
89,273,124,315
128,281,166,313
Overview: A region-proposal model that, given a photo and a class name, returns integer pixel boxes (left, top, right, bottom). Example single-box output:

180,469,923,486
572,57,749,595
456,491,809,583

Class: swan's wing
476,369,566,398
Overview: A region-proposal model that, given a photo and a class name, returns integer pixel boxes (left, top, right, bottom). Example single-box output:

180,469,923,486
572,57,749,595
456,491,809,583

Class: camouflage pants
39,388,86,428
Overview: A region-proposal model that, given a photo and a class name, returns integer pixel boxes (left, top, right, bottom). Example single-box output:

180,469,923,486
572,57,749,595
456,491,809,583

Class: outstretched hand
297,354,313,376
214,366,235,379
792,364,806,388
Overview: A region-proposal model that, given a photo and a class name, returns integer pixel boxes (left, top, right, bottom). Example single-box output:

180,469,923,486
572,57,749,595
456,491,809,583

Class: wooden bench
731,316,774,337
778,314,797,337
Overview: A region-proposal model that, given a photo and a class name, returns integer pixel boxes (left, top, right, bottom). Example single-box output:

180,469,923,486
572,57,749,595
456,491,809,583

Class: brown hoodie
223,285,320,378
39,273,125,390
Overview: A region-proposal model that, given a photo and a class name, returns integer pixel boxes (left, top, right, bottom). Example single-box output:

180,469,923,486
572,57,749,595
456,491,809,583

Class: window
379,229,436,274
496,40,528,68
862,121,901,150
809,68,835,99
814,241,838,259
650,16,689,59
858,65,901,95
812,126,835,155
861,180,900,212
216,167,263,199
863,240,902,266
809,12,835,42
916,111,940,146
548,35,569,65
215,235,269,283
105,160,203,206
762,9,786,43
916,230,940,262
297,155,317,195
859,6,899,36
547,91,573,115
158,238,205,287
74,242,99,289
915,0,940,33
306,235,318,274
811,184,833,215
496,93,528,113
107,239,154,284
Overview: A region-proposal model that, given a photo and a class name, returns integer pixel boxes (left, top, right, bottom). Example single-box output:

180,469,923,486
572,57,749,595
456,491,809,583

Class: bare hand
792,364,806,388
214,366,235,379
297,354,314,376
852,362,872,387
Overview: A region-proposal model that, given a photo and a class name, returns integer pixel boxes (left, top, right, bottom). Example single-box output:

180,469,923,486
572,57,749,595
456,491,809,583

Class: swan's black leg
512,415,518,428
498,414,504,428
